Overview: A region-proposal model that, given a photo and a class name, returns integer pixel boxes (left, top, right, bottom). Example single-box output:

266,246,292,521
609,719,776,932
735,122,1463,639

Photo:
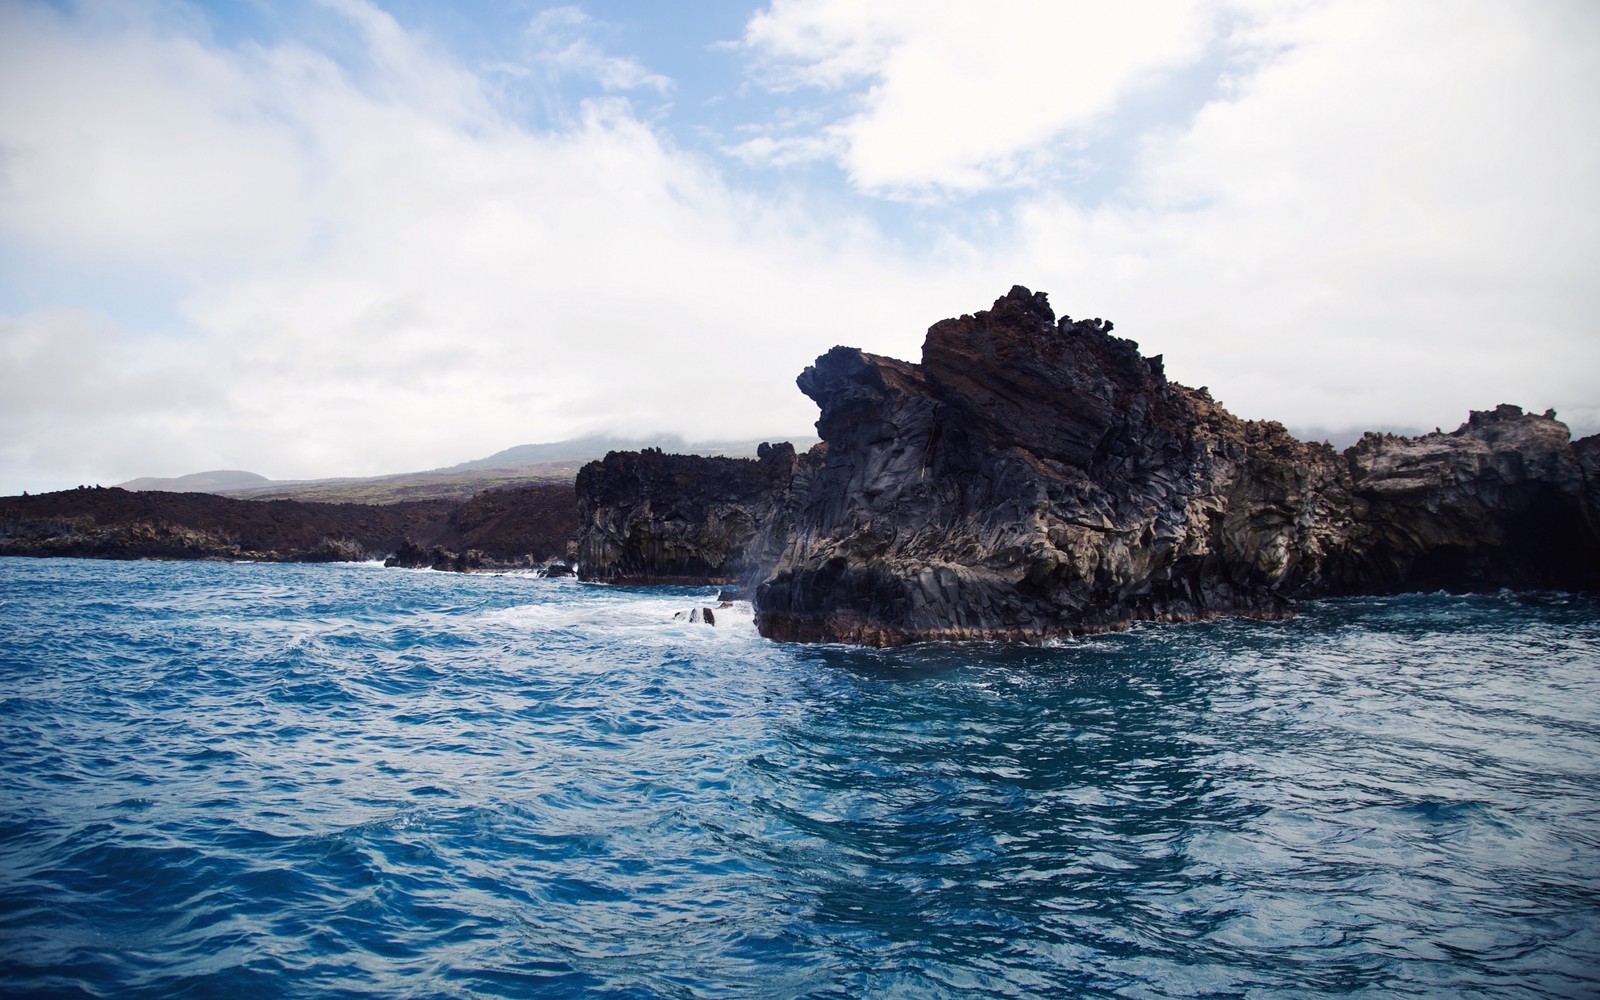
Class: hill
117,470,274,492
115,435,816,505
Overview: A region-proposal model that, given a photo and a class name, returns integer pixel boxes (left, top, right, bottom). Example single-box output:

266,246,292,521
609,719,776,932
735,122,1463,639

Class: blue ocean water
0,557,1597,999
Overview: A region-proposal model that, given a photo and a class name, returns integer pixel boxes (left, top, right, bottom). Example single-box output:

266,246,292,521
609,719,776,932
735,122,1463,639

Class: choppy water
0,557,1597,998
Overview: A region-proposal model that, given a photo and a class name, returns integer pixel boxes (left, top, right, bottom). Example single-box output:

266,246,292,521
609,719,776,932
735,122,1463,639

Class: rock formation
575,445,806,585
578,287,1600,645
1328,405,1598,593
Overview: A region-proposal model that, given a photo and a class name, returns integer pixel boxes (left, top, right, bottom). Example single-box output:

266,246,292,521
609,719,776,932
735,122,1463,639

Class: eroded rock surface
1330,405,1598,592
577,286,1600,645
757,287,1347,643
575,445,807,585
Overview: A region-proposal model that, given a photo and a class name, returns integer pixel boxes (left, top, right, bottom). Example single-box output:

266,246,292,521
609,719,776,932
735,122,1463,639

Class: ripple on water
0,559,1597,998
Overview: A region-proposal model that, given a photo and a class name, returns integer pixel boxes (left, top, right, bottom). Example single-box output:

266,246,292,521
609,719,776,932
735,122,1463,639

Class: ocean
0,556,1596,998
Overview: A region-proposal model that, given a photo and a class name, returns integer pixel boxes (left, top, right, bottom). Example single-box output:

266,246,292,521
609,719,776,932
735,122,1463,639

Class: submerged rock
672,607,717,626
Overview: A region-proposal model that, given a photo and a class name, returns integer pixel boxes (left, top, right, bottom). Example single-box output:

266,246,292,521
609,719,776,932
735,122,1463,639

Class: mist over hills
117,470,274,493
114,435,818,504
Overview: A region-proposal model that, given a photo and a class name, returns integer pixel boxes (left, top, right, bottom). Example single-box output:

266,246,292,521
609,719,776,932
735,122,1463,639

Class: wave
0,557,1596,998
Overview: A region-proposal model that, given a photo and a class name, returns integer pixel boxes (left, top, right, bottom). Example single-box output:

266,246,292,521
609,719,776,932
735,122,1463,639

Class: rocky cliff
575,445,809,585
1327,405,1598,593
578,287,1600,645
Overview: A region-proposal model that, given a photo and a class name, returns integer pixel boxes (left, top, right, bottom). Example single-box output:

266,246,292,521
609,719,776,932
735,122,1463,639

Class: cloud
739,0,1215,196
737,0,1600,436
0,308,228,488
996,0,1600,433
0,1,312,278
0,0,1596,495
723,132,842,168
0,0,983,492
526,6,673,94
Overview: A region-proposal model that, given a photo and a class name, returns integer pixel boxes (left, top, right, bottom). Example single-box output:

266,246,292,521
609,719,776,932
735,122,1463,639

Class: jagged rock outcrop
757,289,1600,643
756,288,1339,643
575,445,808,584
576,286,1600,645
1327,405,1599,592
383,540,492,571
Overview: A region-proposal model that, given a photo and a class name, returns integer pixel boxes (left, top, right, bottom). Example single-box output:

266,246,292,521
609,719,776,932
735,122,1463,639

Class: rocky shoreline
577,287,1600,645
0,482,577,571
6,286,1596,646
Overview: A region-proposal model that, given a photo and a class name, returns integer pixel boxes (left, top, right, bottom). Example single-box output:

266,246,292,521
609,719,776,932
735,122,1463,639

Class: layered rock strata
579,287,1600,645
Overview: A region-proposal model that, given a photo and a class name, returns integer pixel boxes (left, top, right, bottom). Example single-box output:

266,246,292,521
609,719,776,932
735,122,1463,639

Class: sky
2,0,1597,494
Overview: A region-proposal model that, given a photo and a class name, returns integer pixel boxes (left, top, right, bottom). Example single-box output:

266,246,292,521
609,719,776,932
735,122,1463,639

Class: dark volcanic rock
1328,406,1600,592
753,289,1600,643
672,607,717,625
383,540,490,572
756,287,1335,643
1577,431,1600,530
0,482,578,569
576,286,1600,645
575,445,807,585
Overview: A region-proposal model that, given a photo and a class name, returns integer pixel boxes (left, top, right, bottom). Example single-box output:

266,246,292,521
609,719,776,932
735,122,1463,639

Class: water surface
1,557,1596,997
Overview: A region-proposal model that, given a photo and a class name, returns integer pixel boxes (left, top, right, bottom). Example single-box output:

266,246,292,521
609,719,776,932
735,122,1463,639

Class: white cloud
742,0,911,90
740,0,1215,195
526,6,672,94
998,0,1600,434
0,308,228,488
739,0,1600,437
0,0,1597,495
0,2,311,278
0,0,981,492
723,132,842,168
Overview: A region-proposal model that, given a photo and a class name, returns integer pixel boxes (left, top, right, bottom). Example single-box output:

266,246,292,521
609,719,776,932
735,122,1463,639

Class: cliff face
575,445,807,585
1326,405,1598,591
758,289,1600,643
756,288,1344,643
576,286,1599,645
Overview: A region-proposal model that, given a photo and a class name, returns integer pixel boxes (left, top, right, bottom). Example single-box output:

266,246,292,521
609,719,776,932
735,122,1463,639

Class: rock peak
991,284,1056,327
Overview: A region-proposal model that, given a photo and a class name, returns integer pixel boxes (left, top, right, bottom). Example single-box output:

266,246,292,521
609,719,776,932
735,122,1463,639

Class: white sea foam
480,588,758,642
